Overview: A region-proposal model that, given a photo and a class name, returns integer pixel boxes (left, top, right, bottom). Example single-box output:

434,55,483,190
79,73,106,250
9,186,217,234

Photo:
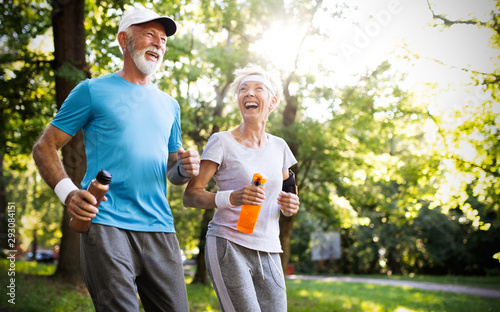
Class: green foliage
0,0,54,156
0,0,52,51
284,60,500,276
168,183,204,253
1,0,59,251
6,156,62,251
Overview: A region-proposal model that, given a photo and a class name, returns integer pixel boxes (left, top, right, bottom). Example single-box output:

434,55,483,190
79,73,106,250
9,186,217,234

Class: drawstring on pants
257,251,265,280
257,251,283,280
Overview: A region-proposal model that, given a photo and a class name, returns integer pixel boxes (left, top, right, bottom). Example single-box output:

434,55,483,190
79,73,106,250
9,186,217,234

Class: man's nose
152,35,163,49
152,40,160,49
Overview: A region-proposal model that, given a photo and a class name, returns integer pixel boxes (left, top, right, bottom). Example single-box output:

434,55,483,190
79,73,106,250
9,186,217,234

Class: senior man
33,7,198,312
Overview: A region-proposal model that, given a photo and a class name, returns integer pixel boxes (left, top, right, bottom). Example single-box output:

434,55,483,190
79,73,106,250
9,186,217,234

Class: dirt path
286,275,500,299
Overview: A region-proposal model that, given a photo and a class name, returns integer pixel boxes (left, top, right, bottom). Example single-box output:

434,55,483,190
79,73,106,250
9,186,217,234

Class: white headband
239,75,275,96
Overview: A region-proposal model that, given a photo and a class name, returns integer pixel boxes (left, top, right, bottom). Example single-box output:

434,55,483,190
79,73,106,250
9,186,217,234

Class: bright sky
251,0,498,120
28,0,498,123
329,0,496,76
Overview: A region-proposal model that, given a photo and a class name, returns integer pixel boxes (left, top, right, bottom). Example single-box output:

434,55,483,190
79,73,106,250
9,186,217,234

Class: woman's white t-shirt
201,131,297,253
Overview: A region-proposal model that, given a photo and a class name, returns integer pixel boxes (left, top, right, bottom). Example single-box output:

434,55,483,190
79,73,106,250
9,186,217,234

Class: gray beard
127,37,163,75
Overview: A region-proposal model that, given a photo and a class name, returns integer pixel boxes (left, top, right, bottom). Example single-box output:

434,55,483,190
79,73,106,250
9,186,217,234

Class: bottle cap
96,169,112,185
252,173,268,187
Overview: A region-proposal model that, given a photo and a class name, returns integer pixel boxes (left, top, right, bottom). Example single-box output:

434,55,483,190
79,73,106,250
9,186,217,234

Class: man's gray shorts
80,224,189,312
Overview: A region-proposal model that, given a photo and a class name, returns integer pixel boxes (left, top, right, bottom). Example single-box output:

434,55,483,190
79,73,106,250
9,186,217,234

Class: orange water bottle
237,173,268,234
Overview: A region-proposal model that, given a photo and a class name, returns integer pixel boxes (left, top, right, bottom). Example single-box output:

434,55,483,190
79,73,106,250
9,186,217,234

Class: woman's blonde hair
229,64,283,104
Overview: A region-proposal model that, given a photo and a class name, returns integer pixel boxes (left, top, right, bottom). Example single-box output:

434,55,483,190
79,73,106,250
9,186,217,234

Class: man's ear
117,31,128,51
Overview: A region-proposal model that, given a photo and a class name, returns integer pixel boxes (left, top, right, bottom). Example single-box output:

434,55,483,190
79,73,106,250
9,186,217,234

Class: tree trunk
279,214,296,273
386,247,402,275
279,78,299,272
54,130,87,281
51,0,87,282
190,95,226,285
190,209,214,285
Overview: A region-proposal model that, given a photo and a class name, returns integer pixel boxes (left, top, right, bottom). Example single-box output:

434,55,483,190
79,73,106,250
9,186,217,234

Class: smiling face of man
126,21,167,75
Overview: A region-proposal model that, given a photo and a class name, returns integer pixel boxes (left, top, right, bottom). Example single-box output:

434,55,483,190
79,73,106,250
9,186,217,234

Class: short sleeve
168,99,183,153
282,140,297,171
201,134,223,166
51,79,92,136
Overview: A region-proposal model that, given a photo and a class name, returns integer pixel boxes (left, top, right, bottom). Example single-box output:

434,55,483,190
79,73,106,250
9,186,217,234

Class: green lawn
285,279,499,312
347,274,500,289
0,260,499,312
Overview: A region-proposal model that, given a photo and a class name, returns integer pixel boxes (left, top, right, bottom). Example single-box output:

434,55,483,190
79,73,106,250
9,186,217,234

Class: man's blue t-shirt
51,73,182,232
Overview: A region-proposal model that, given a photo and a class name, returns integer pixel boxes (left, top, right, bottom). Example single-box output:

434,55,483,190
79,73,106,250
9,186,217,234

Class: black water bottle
69,170,112,233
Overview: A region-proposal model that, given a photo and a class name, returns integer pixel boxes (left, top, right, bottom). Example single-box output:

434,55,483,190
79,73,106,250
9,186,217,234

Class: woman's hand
278,192,300,217
230,185,266,207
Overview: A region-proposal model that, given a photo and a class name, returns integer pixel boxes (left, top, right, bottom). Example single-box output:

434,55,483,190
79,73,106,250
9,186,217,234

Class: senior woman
183,64,300,311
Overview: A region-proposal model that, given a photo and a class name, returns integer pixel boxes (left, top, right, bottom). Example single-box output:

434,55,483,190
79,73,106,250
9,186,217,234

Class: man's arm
167,148,200,185
33,124,73,189
32,124,98,221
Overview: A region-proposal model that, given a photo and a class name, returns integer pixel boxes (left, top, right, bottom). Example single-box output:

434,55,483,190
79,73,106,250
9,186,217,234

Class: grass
0,260,499,312
0,261,92,311
347,274,500,290
286,279,499,312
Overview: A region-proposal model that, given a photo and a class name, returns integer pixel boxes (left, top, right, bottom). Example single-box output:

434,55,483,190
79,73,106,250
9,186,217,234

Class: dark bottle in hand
69,169,112,233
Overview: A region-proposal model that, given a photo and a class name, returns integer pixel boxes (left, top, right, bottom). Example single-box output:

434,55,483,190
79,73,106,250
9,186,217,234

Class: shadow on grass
1,260,499,312
0,273,94,312
286,279,500,312
0,270,220,312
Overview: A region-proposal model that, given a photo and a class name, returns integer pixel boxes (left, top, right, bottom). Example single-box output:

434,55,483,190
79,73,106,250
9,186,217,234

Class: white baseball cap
118,8,177,37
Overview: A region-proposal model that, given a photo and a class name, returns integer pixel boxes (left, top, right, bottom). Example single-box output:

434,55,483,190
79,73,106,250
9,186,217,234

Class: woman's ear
269,95,278,111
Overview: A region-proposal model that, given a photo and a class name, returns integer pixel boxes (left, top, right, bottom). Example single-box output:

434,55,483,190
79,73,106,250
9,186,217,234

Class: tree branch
426,109,500,178
456,158,500,178
426,0,488,27
400,44,499,83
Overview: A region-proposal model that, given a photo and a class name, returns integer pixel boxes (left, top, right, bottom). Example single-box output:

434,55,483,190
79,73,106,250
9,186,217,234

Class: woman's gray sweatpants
206,236,287,312
80,224,189,312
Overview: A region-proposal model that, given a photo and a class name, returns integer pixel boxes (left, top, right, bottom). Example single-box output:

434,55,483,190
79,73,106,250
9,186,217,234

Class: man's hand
177,147,200,177
66,190,104,221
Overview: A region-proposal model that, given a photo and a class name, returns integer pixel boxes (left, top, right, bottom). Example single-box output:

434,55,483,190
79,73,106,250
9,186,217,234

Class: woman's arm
183,159,266,209
183,159,219,209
